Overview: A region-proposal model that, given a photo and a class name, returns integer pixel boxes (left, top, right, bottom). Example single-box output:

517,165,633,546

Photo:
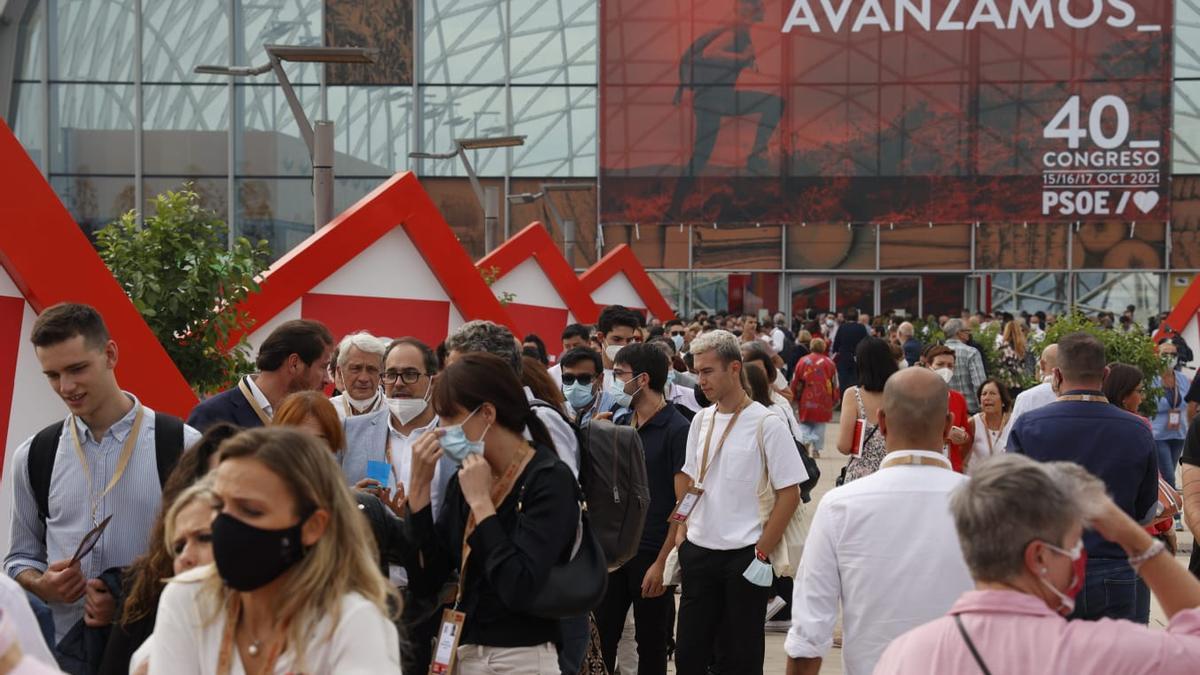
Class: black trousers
675,541,770,675
594,549,672,675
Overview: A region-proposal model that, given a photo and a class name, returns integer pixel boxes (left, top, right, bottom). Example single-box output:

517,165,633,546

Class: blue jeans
557,614,590,674
1156,438,1185,487
1069,557,1149,624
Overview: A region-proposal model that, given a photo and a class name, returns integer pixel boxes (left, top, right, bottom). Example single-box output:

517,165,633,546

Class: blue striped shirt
4,393,200,642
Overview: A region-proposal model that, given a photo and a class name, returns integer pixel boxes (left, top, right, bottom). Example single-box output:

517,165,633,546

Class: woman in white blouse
966,379,1012,474
149,427,400,674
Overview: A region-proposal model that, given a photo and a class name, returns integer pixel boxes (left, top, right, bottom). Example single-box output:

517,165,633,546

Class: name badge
1168,410,1181,431
428,609,466,674
669,486,705,524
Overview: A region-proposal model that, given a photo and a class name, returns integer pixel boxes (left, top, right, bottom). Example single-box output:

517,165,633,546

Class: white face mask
388,388,431,425
605,344,623,363
934,367,954,384
348,389,381,413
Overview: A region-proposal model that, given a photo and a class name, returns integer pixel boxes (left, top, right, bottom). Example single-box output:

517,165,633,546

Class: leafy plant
479,265,516,306
1038,310,1165,416
96,184,271,395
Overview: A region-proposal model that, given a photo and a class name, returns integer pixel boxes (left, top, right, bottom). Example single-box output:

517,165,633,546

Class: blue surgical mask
440,407,489,464
563,382,595,410
671,334,685,351
666,369,677,386
608,376,640,408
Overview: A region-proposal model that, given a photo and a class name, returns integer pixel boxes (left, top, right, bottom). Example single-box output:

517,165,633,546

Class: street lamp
507,182,594,267
410,135,526,253
196,44,377,230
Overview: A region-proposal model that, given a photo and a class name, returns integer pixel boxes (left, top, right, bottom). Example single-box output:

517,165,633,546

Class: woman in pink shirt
874,454,1200,675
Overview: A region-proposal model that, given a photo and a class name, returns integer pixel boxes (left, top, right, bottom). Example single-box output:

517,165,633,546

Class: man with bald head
786,368,972,675
1000,343,1059,450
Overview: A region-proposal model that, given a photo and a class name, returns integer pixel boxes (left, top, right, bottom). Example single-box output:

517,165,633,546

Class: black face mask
211,511,309,592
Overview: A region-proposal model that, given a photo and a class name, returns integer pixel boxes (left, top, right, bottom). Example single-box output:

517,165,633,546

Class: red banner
600,0,1173,224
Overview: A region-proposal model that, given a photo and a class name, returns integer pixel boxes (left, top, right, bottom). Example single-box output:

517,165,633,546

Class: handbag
754,417,809,578
1154,476,1182,524
519,460,609,619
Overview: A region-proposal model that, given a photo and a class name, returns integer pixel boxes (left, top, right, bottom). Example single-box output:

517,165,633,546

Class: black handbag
797,442,821,502
517,462,609,619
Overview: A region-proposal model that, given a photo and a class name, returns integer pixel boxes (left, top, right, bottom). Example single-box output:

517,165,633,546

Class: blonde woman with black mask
149,427,400,674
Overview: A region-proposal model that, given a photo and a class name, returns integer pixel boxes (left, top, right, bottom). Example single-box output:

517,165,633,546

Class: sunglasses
561,373,596,386
669,330,686,337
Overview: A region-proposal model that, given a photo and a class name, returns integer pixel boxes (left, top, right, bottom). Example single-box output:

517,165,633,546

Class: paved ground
665,424,1193,674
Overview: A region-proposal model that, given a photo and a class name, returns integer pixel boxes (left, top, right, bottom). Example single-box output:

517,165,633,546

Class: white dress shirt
243,374,274,419
681,402,808,551
665,381,702,413
786,450,972,675
1000,381,1057,451
525,387,580,476
771,327,786,353
150,567,401,674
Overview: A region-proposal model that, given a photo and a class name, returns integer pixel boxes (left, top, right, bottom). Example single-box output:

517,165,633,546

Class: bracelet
1129,538,1167,573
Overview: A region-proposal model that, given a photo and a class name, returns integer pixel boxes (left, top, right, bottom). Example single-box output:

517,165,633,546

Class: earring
1040,567,1048,575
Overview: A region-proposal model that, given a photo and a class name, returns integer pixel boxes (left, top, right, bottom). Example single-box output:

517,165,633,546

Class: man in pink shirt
875,454,1200,675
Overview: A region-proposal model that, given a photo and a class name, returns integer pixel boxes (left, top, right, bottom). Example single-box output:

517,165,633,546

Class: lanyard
217,596,286,675
880,453,952,470
238,377,273,425
1057,394,1108,403
975,413,1007,456
456,444,533,607
697,397,749,487
69,405,144,524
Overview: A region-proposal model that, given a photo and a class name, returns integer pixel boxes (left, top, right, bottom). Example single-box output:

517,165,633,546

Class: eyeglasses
382,369,425,384
561,373,596,386
669,330,686,337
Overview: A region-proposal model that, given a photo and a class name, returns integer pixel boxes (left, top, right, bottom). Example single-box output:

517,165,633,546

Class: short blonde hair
810,337,827,353
163,478,216,556
689,329,741,364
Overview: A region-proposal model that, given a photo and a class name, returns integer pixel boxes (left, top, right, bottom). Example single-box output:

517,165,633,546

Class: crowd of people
3,299,1200,675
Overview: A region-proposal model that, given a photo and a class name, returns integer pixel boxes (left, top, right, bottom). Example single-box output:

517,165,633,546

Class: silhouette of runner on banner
668,0,784,220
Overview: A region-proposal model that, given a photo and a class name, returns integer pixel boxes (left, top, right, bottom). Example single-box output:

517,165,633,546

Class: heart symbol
1132,191,1159,214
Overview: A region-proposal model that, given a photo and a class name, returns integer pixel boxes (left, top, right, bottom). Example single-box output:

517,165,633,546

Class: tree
96,185,271,395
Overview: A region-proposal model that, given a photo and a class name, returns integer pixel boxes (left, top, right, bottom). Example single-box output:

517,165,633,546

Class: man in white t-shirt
1000,343,1060,451
676,330,806,674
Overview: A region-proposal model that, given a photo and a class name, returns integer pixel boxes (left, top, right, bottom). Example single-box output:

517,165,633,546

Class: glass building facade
2,0,1198,320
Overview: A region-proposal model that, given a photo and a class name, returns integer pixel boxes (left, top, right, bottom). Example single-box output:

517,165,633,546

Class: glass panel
10,83,44,169
421,0,506,84
511,86,597,177
334,176,390,215
1175,82,1200,175
239,0,323,84
324,0,413,85
15,0,42,80
1011,272,1069,314
922,275,966,320
417,86,508,176
597,223,688,270
785,223,874,270
975,223,1069,270
880,277,920,318
1172,175,1200,269
235,178,314,260
835,279,874,316
50,0,135,81
143,178,229,221
879,223,970,271
50,175,136,238
49,84,136,174
648,271,683,318
689,272,729,315
1074,272,1162,317
143,85,229,175
989,273,1018,313
1177,0,1200,80
789,277,831,316
692,224,782,270
328,86,412,176
235,83,321,176
729,273,780,316
1072,222,1166,270
142,0,229,83
510,0,598,85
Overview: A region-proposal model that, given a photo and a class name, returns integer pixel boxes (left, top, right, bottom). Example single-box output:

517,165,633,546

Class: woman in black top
406,353,580,673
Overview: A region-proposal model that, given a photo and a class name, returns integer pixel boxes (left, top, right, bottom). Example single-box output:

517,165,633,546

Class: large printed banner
600,0,1173,223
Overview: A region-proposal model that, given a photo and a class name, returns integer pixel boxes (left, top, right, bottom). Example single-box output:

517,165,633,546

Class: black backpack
530,402,650,570
28,413,185,522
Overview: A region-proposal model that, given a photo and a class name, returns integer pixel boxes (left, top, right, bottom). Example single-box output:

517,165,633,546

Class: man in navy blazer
188,320,334,431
